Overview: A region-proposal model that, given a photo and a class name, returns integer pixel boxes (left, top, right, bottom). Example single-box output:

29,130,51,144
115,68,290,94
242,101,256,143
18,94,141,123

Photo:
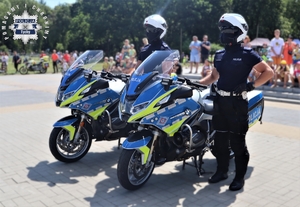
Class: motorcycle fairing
53,115,78,141
140,98,200,136
60,79,97,107
127,85,177,123
69,88,120,120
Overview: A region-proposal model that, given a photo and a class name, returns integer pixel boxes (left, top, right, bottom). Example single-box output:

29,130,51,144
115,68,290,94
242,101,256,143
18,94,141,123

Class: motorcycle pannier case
247,90,264,127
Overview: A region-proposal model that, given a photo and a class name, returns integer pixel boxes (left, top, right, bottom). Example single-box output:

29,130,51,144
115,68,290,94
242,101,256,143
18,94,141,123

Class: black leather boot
229,178,244,191
208,171,228,183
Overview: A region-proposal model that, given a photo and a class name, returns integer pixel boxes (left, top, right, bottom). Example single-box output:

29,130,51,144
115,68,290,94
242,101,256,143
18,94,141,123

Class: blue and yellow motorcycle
116,50,264,190
49,50,132,163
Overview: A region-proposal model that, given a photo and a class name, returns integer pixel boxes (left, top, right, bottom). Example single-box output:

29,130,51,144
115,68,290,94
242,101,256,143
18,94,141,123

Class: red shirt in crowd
63,53,70,63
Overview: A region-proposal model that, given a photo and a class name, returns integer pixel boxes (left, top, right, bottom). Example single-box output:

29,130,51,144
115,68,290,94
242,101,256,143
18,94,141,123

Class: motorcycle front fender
53,115,79,141
122,130,154,165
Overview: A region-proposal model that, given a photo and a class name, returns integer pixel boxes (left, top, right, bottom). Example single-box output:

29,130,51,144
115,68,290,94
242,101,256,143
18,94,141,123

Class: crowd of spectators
101,39,137,75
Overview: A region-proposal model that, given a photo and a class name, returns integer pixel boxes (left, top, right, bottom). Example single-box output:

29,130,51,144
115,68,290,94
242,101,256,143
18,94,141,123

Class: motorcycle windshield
61,50,103,86
127,50,180,96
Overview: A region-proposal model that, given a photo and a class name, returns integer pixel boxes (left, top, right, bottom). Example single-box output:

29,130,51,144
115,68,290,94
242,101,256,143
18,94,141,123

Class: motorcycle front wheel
117,149,155,190
49,127,92,163
19,66,28,74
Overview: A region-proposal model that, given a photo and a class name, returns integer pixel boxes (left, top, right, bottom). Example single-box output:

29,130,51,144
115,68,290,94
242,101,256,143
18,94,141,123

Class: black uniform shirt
138,40,171,62
214,44,262,91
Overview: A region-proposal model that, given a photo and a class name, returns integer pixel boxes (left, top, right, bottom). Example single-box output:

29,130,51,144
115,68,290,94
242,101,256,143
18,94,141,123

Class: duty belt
216,90,247,99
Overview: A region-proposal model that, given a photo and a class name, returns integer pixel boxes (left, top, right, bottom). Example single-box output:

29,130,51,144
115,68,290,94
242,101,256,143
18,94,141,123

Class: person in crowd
182,55,189,68
129,44,136,58
63,50,70,66
51,49,59,73
290,61,300,88
270,29,284,68
73,50,78,60
121,39,130,59
271,59,290,88
40,50,46,58
12,51,21,73
69,52,75,66
242,35,251,47
102,57,110,72
1,52,9,73
122,56,135,74
283,35,296,68
189,35,201,74
141,38,149,50
259,43,269,61
293,44,300,69
136,14,171,69
201,59,212,78
266,57,275,85
200,35,211,64
108,56,115,71
199,13,273,191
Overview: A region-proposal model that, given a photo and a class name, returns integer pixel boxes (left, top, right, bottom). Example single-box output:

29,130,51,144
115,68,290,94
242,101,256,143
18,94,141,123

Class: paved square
0,74,299,206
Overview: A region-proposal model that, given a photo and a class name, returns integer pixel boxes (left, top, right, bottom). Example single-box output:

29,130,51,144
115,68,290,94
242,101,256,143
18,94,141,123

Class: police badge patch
8,10,42,44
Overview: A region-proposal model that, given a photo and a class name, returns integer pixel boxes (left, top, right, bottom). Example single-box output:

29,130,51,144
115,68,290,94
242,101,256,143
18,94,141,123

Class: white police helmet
218,13,248,45
143,14,168,43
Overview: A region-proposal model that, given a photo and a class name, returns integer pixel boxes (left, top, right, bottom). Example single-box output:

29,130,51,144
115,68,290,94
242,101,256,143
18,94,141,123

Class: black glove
234,82,255,95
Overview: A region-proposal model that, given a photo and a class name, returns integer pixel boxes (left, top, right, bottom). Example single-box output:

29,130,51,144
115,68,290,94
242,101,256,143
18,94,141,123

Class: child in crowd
291,61,300,88
201,59,212,78
271,60,290,88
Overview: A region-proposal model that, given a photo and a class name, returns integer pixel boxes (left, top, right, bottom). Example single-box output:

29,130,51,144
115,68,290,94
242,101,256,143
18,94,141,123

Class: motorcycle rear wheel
19,66,28,74
49,127,92,162
40,67,47,74
117,149,155,190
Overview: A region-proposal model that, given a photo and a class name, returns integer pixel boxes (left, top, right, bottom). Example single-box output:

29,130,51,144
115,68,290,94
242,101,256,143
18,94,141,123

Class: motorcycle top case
247,90,264,127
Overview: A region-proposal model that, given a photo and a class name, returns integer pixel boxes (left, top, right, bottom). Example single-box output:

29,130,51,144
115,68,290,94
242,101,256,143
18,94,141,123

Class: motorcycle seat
203,99,214,115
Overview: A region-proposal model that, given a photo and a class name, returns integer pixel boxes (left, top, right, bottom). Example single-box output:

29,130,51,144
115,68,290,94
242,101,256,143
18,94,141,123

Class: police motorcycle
116,50,264,190
50,50,132,163
19,55,50,74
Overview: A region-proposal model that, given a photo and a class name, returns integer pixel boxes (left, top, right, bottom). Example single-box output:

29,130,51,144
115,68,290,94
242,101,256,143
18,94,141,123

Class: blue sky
43,0,77,8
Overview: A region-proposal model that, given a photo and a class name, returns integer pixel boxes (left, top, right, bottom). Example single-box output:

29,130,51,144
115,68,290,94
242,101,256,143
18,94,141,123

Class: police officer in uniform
135,14,171,68
199,13,274,191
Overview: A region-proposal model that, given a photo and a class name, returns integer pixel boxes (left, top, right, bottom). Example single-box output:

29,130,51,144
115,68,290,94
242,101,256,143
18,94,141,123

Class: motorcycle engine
173,127,206,150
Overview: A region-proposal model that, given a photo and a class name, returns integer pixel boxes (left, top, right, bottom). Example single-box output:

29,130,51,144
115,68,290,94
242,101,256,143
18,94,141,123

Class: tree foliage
0,0,298,55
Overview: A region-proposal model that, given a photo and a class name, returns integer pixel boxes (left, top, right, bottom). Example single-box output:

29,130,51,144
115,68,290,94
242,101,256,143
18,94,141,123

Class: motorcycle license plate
44,63,49,67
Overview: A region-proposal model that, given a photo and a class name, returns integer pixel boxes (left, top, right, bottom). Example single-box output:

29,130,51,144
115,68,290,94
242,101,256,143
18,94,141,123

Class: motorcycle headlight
130,102,149,114
56,90,64,101
62,91,75,101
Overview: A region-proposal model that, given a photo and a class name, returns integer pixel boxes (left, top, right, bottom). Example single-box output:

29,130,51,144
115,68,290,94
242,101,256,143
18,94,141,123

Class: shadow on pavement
26,149,121,187
85,156,254,207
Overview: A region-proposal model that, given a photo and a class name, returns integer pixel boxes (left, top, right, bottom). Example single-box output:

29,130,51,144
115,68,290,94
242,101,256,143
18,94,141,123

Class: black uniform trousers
212,94,250,180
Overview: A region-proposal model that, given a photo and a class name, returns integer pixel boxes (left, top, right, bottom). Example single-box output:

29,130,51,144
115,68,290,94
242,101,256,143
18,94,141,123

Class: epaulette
215,49,225,54
243,47,252,52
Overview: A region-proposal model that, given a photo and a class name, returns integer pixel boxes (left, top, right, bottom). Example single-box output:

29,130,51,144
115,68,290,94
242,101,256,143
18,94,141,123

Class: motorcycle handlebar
185,78,208,90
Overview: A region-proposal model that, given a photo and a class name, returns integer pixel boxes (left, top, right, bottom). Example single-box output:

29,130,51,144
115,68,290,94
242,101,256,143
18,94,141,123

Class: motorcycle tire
49,127,92,163
40,67,47,74
19,66,28,75
117,149,155,190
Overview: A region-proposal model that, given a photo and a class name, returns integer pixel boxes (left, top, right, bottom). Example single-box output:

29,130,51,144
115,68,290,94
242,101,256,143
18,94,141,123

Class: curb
264,96,300,104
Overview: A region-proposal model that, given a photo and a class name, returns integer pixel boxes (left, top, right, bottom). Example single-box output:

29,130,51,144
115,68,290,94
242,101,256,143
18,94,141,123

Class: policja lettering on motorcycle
199,13,274,191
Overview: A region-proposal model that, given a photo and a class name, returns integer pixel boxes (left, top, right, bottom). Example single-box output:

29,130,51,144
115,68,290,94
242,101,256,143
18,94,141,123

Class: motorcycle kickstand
198,152,206,176
182,159,186,170
193,156,202,177
118,138,122,149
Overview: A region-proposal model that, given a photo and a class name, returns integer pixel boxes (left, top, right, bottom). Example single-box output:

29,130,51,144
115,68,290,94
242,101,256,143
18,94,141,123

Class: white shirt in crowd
270,37,284,57
1,55,9,65
73,52,78,60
